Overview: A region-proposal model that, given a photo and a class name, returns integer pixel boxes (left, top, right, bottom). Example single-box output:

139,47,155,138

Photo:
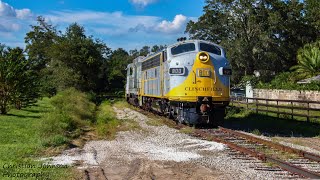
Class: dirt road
45,107,281,180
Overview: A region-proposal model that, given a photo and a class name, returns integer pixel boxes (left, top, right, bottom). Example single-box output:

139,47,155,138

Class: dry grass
179,126,196,134
113,100,131,109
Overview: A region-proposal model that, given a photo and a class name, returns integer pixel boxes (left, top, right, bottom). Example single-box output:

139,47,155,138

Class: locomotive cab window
200,43,221,55
163,51,167,62
171,43,195,55
129,67,133,76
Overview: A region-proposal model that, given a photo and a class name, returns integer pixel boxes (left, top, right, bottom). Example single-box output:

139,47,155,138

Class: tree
151,45,160,53
25,16,58,71
106,48,131,91
186,0,319,83
129,49,139,58
139,46,150,56
0,45,39,114
291,41,320,78
25,16,59,96
47,23,111,92
305,0,320,37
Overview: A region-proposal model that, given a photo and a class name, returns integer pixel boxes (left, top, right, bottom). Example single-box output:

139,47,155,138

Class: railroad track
131,105,320,178
193,127,320,179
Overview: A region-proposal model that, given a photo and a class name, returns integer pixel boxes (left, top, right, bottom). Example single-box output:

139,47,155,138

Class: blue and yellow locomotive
126,39,231,125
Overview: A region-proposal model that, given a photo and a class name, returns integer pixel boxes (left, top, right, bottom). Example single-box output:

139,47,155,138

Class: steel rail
219,127,320,162
194,130,320,179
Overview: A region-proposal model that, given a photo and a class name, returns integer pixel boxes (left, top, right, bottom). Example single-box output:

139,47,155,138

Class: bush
253,72,320,91
40,88,96,147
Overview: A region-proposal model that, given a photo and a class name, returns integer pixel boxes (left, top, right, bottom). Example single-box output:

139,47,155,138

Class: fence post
266,99,268,116
246,98,248,109
307,102,310,122
256,99,258,114
277,100,279,118
291,101,293,120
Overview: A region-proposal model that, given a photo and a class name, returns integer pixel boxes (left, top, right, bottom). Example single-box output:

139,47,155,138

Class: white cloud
16,9,33,19
0,0,15,17
0,0,34,34
0,0,33,19
45,11,189,35
42,10,191,50
46,10,159,28
156,14,187,33
129,14,189,34
129,0,157,8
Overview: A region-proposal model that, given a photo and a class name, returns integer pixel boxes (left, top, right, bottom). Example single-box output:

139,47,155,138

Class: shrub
291,40,320,78
40,88,96,147
255,72,320,91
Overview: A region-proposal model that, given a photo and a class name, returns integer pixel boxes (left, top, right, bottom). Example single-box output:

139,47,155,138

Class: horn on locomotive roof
177,37,187,42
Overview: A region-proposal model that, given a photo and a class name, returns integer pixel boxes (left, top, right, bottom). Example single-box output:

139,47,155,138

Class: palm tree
291,41,320,78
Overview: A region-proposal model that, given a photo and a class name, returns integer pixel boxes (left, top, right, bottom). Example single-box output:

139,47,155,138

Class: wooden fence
230,97,320,122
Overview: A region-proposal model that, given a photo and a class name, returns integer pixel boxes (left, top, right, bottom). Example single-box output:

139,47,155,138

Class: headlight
198,52,209,63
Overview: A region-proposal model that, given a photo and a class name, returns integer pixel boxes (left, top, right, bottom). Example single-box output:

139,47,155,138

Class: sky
0,0,205,51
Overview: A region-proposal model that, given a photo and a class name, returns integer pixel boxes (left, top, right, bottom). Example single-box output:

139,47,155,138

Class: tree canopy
0,45,39,114
186,0,320,83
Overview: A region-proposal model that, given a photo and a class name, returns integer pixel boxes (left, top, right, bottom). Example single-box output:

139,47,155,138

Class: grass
251,129,262,136
0,94,149,179
179,126,196,134
96,101,120,139
113,100,131,109
230,101,320,124
225,106,320,137
96,100,142,139
40,88,96,147
146,118,165,126
0,98,74,180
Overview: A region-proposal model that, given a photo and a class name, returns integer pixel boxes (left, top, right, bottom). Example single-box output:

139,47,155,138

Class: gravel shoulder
43,106,299,180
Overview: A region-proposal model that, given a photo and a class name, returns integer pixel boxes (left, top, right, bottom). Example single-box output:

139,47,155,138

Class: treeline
0,17,165,114
186,0,320,83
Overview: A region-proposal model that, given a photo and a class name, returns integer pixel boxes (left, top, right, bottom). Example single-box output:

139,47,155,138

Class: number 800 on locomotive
126,39,231,126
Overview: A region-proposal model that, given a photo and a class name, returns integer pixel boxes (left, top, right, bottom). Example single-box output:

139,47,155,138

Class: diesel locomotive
126,40,231,125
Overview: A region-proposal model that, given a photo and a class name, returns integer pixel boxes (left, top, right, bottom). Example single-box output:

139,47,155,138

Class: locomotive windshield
171,43,195,55
200,43,221,55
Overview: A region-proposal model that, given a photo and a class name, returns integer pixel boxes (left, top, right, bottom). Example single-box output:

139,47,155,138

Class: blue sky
0,0,205,51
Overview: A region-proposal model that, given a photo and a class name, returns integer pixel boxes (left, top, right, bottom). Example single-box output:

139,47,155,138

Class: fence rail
230,97,320,122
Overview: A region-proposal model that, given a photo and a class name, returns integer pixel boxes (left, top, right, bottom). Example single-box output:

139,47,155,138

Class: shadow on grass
21,108,49,113
6,113,41,119
223,112,320,137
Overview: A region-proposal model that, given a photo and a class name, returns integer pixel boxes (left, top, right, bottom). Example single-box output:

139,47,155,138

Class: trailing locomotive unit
126,40,231,125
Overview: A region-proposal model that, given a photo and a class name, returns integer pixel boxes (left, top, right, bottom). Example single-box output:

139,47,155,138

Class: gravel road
44,107,287,180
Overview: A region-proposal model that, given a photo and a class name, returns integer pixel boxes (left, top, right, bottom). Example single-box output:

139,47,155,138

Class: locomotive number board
169,68,184,75
197,68,211,77
223,68,232,75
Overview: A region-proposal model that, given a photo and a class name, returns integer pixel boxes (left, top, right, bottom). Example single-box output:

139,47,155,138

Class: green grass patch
251,129,262,136
113,100,131,109
40,88,96,147
96,101,142,139
96,101,120,139
225,107,320,137
230,102,320,124
0,98,74,180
